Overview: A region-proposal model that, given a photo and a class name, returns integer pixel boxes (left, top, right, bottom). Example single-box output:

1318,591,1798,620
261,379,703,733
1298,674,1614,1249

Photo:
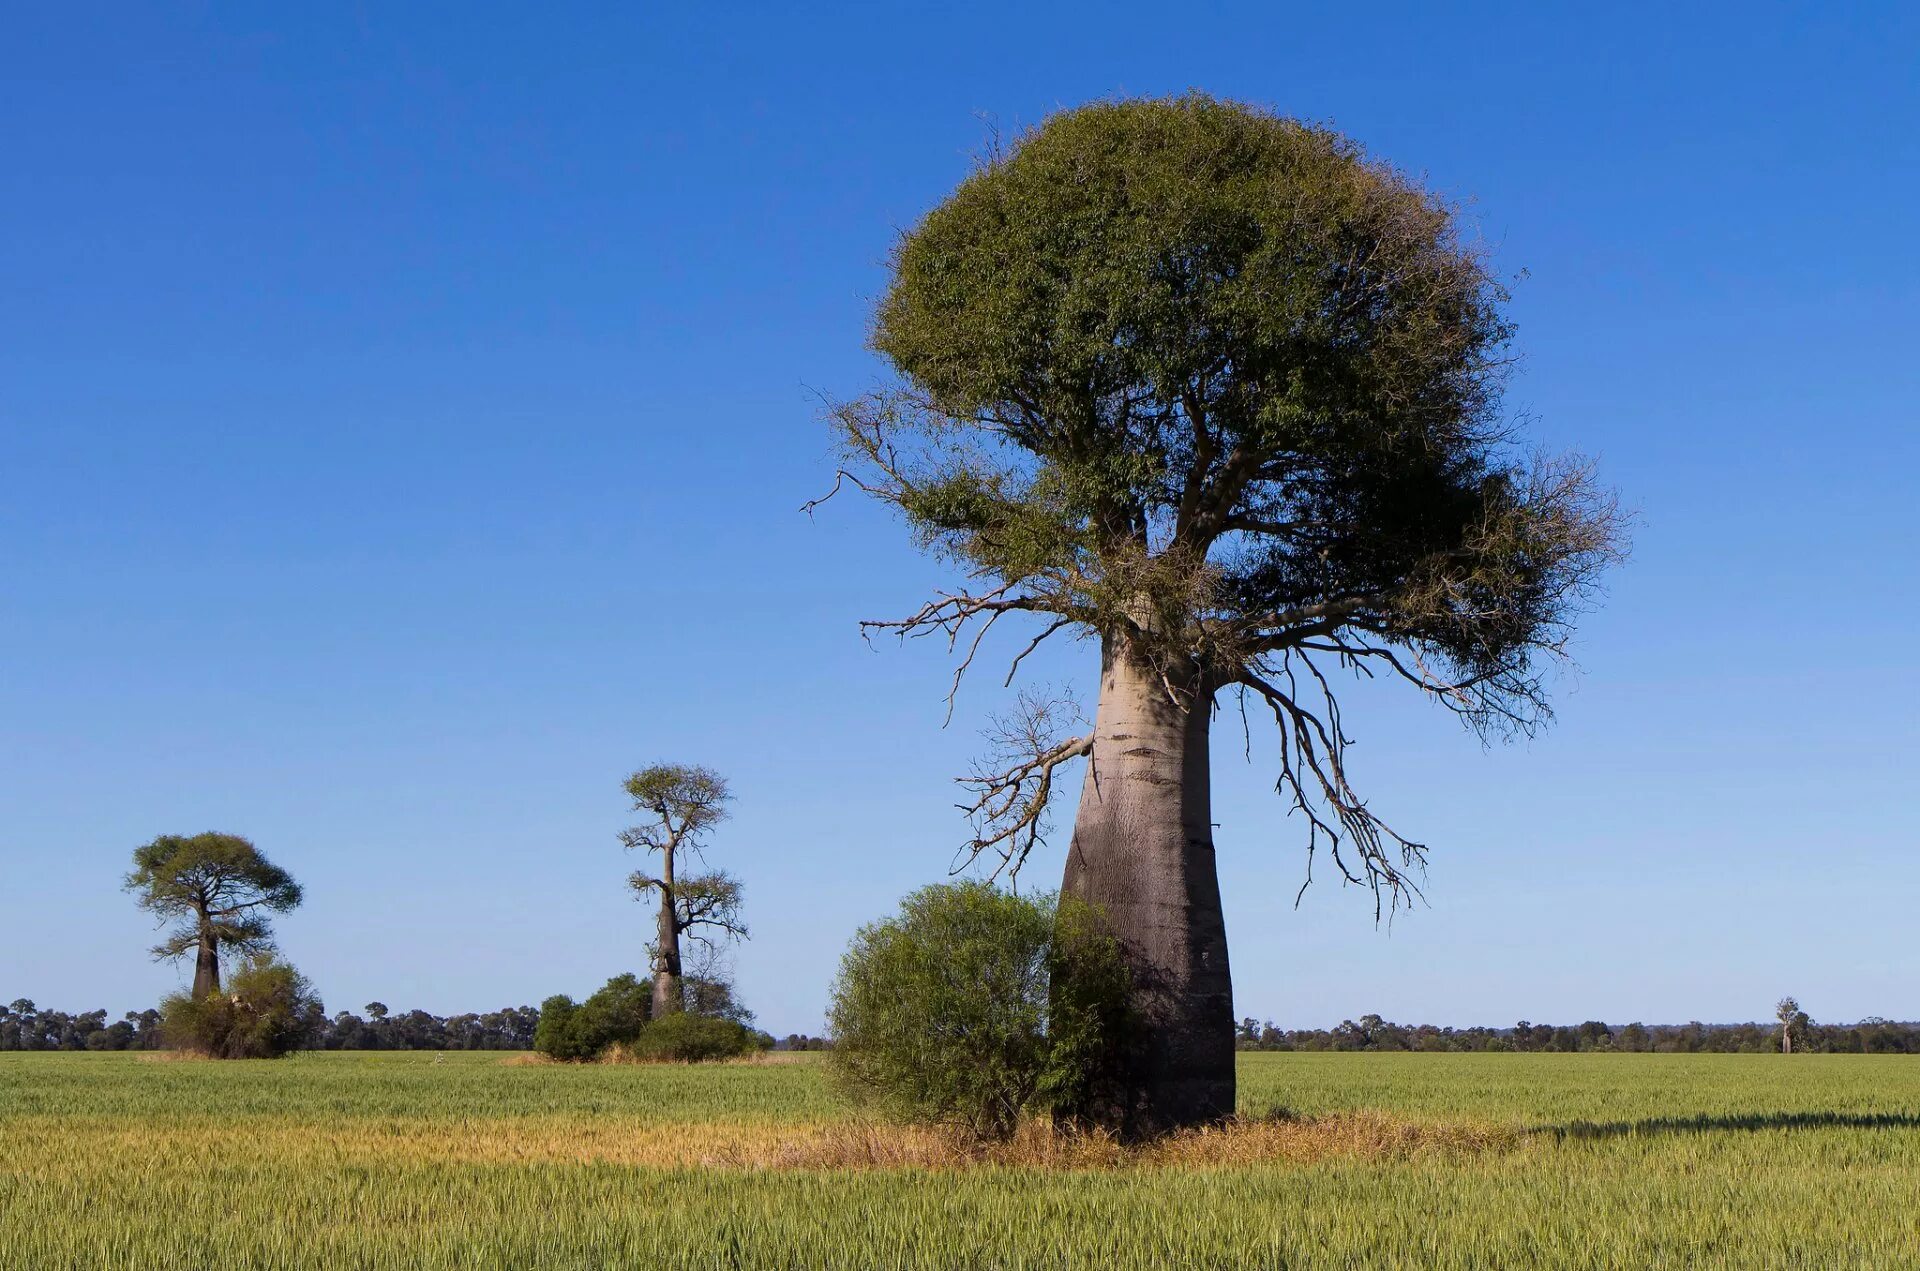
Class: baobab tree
124,833,303,998
1777,997,1806,1055
813,95,1624,1136
619,764,748,1019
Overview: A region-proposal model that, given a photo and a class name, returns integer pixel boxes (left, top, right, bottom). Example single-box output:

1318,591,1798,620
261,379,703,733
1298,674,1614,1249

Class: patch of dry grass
500,1048,809,1068
743,1110,1517,1171
4,1108,1514,1178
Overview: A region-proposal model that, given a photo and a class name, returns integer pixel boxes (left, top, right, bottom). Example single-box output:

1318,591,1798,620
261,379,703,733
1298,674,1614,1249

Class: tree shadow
1539,1110,1920,1141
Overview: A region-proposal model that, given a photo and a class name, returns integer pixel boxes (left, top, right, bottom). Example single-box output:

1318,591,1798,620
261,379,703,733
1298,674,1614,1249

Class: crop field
5,1051,1919,1268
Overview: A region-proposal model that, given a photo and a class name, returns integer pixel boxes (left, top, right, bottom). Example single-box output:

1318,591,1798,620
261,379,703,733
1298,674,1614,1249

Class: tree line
1234,1012,1920,1055
0,998,539,1052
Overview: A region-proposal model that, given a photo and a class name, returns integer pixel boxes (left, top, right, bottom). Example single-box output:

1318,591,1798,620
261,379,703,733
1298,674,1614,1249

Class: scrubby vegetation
534,973,769,1063
617,1012,767,1063
827,882,1129,1139
158,955,322,1059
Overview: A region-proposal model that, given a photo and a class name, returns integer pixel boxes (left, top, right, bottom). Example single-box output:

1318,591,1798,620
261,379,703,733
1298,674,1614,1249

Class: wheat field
4,1050,1918,1268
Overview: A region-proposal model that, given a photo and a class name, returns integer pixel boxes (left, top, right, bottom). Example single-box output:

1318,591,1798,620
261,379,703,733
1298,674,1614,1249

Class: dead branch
1235,663,1428,919
952,690,1092,883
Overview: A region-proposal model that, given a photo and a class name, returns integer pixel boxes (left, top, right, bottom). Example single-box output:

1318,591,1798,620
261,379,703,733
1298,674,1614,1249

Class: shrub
160,955,322,1059
827,881,1129,1141
533,973,652,1061
619,1012,764,1063
532,995,588,1061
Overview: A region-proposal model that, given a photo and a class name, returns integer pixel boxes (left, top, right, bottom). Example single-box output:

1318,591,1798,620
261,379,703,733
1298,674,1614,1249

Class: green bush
533,973,652,1061
620,1011,764,1063
160,955,322,1059
532,995,589,1061
827,881,1129,1140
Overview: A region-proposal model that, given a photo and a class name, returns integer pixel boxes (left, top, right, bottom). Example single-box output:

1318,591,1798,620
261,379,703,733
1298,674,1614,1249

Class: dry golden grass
741,1110,1517,1171
502,1047,816,1068
6,1108,1514,1177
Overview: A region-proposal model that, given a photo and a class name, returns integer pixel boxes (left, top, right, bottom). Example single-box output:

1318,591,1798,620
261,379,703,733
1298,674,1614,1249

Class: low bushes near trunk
826,882,1130,1142
159,954,321,1059
533,973,651,1061
533,972,770,1063
607,1013,769,1063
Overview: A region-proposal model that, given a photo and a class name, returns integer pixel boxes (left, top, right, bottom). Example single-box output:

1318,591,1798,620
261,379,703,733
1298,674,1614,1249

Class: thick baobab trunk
191,921,220,999
1059,636,1234,1139
651,881,682,1018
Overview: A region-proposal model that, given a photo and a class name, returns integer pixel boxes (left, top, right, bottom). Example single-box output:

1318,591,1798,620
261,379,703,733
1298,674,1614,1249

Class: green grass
5,1050,1920,1268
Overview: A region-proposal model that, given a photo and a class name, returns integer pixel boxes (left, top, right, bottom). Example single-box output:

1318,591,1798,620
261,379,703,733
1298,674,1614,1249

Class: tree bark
1059,635,1234,1139
651,857,682,1019
191,916,220,999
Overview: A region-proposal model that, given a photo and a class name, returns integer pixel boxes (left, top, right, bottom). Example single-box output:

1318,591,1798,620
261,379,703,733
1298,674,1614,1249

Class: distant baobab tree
1777,996,1805,1055
619,764,748,1019
124,833,303,998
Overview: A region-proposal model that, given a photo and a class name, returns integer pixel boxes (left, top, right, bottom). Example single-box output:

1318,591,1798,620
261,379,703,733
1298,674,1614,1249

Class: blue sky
3,4,1915,1034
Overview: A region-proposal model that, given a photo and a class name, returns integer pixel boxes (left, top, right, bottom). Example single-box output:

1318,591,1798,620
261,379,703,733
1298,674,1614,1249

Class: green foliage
533,974,653,1061
620,764,731,840
621,1012,765,1064
832,94,1625,845
536,973,768,1063
1039,896,1133,1118
532,996,587,1061
158,955,321,1059
627,871,749,959
680,974,756,1027
124,832,302,967
827,881,1129,1140
864,94,1527,602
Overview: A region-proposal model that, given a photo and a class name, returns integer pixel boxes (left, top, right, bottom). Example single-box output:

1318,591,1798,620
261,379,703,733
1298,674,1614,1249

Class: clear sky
3,4,1915,1035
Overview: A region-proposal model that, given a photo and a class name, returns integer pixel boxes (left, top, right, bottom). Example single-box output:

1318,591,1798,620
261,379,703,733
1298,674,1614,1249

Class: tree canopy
124,833,303,995
822,93,1624,904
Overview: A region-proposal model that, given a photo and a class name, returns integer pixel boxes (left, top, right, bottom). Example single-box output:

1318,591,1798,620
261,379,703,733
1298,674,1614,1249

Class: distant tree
364,1002,389,1021
816,94,1625,1134
124,833,302,997
619,765,748,1019
1776,997,1809,1055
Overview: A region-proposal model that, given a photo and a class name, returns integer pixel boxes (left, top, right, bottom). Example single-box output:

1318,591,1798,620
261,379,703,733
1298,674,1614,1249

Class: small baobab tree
812,94,1625,1136
619,764,748,1019
124,833,303,998
1777,996,1807,1055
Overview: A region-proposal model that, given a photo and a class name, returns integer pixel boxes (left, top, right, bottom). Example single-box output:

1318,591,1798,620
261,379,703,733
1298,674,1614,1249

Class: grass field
5,1050,1919,1268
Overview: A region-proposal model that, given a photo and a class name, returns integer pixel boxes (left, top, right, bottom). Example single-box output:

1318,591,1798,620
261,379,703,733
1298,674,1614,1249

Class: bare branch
952,689,1092,883
1235,663,1427,919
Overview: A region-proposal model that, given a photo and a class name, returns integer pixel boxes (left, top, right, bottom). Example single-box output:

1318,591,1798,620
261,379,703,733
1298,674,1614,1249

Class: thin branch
952,690,1092,883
